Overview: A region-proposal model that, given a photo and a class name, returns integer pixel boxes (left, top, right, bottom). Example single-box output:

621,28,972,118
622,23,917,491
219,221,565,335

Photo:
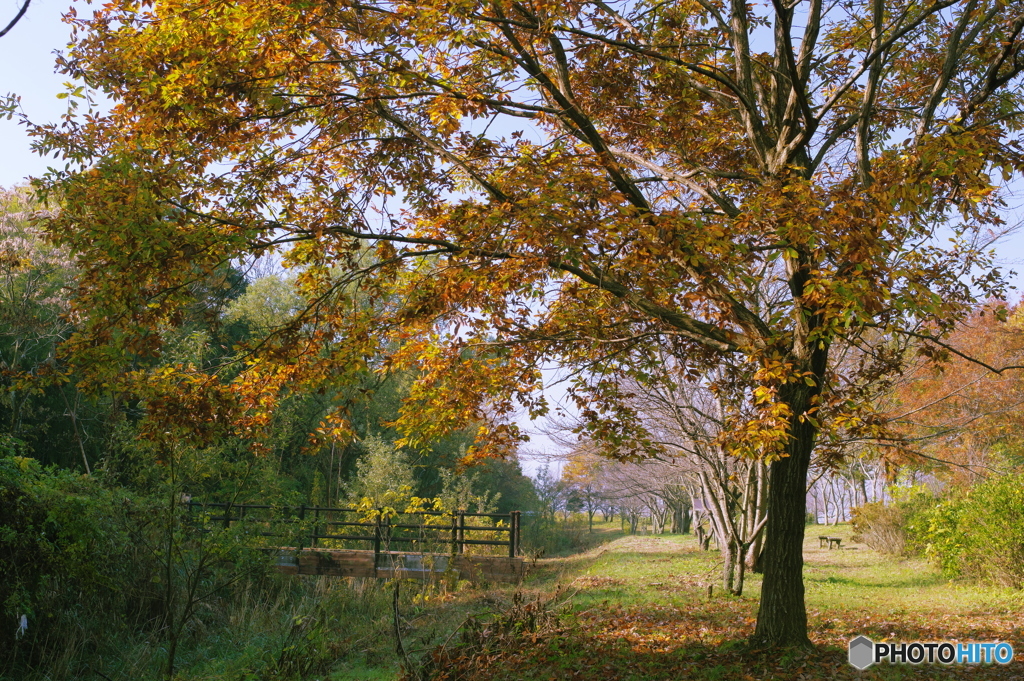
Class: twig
436,614,474,657
393,580,419,681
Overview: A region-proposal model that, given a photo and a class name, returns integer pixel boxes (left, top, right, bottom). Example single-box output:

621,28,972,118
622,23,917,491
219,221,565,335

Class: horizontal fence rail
185,501,522,561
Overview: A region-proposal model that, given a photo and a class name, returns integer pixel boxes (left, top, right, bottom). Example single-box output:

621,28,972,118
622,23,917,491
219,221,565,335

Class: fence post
223,502,231,530
458,512,465,554
311,506,320,549
373,513,382,570
509,511,519,558
450,513,458,555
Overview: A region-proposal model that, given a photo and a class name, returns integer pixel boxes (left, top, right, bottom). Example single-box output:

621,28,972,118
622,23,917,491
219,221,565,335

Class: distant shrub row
851,473,1024,588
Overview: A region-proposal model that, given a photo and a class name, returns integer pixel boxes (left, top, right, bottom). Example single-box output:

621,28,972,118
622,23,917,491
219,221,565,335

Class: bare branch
0,0,29,39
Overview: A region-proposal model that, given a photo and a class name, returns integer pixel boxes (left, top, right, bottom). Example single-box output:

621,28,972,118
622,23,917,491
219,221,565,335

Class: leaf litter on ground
406,529,1024,680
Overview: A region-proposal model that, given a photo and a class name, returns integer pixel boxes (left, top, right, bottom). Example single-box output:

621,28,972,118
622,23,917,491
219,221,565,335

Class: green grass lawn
424,523,1024,681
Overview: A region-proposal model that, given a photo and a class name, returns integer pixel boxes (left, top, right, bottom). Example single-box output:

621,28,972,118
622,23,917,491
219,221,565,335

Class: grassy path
433,525,1024,680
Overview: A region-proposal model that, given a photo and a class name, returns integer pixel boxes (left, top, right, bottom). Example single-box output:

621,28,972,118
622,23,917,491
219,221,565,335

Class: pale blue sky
1,0,77,188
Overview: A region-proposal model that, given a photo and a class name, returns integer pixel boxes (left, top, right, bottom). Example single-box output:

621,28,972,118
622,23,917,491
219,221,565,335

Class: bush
921,495,966,578
0,454,137,674
0,453,277,679
923,473,1024,587
849,486,936,557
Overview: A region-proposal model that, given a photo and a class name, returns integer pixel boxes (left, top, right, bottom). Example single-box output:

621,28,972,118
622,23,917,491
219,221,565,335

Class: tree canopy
32,0,1024,648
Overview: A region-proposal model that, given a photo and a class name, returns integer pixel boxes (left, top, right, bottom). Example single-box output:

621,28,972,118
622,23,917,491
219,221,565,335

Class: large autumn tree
32,0,1024,648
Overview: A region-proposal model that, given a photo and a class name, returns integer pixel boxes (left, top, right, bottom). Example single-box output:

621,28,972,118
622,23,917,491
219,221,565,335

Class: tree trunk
746,538,763,574
734,541,748,596
692,511,711,549
649,502,668,534
722,539,736,593
747,466,768,573
680,503,692,534
751,382,819,650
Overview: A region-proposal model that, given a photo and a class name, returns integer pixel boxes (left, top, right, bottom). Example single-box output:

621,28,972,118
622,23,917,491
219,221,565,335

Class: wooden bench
818,536,829,548
827,537,842,549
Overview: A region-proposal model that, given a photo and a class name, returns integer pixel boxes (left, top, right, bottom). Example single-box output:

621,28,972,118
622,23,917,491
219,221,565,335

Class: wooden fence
185,501,524,583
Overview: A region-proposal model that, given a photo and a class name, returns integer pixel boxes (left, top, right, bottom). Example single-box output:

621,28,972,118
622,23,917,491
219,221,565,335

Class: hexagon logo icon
849,635,875,670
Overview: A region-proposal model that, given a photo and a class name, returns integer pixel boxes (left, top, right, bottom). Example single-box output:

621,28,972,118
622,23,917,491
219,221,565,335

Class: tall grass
521,514,626,558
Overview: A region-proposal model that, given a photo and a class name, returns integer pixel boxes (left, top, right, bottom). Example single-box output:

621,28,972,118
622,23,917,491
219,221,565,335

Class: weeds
408,588,571,681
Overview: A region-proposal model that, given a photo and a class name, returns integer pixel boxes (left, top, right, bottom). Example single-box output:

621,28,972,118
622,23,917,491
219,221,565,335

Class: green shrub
923,473,1024,587
0,454,137,674
850,486,937,557
520,513,609,557
921,495,966,578
0,454,277,679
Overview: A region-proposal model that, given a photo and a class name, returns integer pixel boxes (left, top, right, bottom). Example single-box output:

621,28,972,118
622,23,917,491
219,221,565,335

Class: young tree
35,0,1024,649
532,464,565,523
561,449,606,532
346,435,418,509
629,356,769,594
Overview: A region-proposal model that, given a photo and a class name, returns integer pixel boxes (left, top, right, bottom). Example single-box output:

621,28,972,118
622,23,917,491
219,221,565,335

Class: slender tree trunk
746,465,768,573
746,538,763,573
649,502,667,534
164,450,179,680
60,386,91,475
723,539,736,593
734,541,748,596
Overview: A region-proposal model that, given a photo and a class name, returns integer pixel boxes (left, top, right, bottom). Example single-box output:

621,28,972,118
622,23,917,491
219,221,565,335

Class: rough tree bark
752,360,826,648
